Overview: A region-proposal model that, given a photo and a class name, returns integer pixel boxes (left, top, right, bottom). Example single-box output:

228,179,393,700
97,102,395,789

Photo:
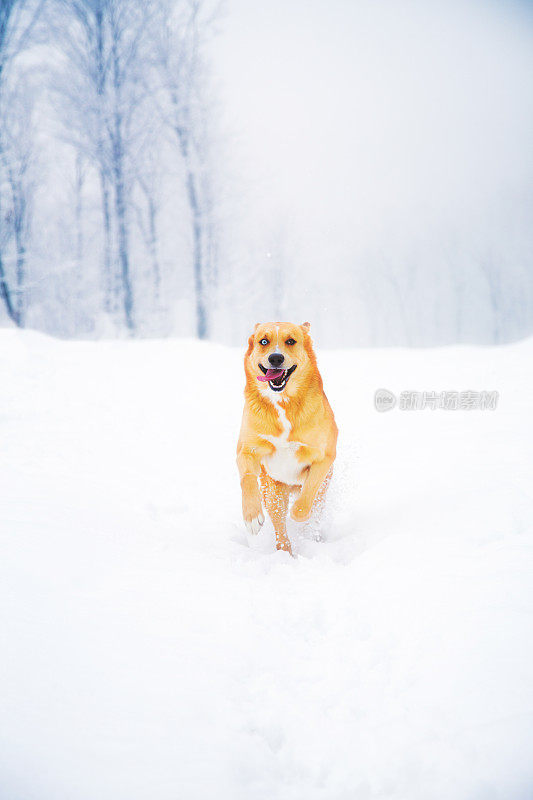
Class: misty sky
213,0,533,336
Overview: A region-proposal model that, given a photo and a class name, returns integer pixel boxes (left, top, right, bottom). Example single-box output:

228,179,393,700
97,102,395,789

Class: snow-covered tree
52,0,157,331
149,0,219,339
0,0,42,325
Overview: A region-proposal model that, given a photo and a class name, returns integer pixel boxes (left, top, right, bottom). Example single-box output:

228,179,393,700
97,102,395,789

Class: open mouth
257,364,297,392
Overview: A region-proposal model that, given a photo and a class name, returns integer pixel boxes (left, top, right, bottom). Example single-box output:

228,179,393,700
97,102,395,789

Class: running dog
237,321,337,554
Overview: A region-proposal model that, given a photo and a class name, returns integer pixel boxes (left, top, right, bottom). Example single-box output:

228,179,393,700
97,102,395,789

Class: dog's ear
301,321,311,332
245,332,255,357
245,323,261,356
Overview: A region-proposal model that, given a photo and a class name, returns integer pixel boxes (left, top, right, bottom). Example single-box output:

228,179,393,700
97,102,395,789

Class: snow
1,330,533,799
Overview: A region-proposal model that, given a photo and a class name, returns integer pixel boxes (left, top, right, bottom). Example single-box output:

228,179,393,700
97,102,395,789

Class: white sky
212,0,533,264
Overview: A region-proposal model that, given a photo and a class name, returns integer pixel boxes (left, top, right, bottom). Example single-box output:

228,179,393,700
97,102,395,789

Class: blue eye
260,338,269,346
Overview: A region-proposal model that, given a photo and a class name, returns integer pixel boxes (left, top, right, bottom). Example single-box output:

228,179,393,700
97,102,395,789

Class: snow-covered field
1,329,533,800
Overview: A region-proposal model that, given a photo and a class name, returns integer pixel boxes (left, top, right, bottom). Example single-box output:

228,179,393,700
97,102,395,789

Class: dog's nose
268,353,285,368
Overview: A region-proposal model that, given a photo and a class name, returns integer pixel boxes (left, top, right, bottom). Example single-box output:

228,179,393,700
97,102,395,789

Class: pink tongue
257,368,284,382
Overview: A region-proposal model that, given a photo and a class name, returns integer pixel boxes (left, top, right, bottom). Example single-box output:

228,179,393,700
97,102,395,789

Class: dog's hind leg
259,467,292,555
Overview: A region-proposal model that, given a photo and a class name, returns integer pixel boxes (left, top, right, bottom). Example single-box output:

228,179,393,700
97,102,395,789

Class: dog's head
244,321,318,397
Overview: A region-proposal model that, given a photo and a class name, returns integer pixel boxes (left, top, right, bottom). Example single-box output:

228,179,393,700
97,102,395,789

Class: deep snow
1,330,533,799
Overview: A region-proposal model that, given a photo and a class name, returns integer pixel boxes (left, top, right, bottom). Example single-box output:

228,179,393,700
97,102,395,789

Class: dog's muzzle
257,363,297,392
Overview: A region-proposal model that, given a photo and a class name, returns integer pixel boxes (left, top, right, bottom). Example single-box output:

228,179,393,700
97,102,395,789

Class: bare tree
74,151,85,280
150,0,218,339
0,187,17,323
52,0,154,331
1,81,35,325
0,0,42,78
50,0,116,316
0,0,42,325
133,138,164,308
480,251,504,344
0,170,18,324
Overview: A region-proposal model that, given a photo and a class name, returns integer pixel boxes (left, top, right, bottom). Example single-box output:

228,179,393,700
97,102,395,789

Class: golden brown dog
237,321,338,555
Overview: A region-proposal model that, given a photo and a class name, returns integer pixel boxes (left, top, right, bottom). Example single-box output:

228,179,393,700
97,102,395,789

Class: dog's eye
259,338,269,346
285,338,296,346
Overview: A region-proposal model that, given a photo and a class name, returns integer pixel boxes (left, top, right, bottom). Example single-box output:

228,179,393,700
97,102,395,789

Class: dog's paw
242,478,265,535
243,489,265,535
245,510,264,535
276,536,293,555
291,499,312,521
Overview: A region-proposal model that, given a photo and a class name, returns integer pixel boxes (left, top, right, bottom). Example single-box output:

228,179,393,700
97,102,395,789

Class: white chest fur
262,400,305,486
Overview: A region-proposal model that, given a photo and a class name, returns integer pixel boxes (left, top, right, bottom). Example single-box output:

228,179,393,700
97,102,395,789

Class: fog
213,0,533,345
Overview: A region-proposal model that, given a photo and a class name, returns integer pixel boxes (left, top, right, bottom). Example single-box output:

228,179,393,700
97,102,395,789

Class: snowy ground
1,329,533,800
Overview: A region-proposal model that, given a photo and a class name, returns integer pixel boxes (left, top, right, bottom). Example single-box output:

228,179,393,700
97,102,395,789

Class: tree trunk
113,157,134,331
186,167,207,339
110,26,134,332
176,125,207,339
99,167,113,313
13,186,25,324
94,6,116,318
0,134,26,328
75,151,83,278
146,193,161,306
14,228,25,323
0,249,19,325
0,131,19,325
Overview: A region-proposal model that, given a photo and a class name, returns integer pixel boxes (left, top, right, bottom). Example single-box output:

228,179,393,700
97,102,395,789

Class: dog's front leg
236,442,272,534
291,450,335,522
